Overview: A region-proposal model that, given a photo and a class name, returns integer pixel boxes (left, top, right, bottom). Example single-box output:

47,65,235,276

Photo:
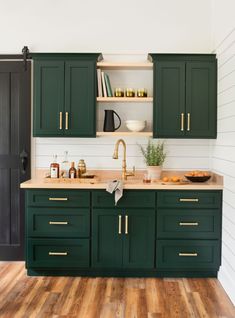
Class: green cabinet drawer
27,208,90,238
92,190,155,208
27,239,89,268
156,240,220,270
157,209,221,239
27,190,90,207
157,191,222,209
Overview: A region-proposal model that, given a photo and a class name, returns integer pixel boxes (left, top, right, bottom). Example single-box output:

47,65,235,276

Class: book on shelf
101,71,107,97
97,69,103,97
104,73,113,97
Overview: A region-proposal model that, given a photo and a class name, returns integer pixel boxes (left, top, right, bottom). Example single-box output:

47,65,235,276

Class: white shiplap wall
212,28,235,305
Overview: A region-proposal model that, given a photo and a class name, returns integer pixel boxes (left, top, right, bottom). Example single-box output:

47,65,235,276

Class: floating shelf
97,97,153,103
97,62,153,70
96,131,153,137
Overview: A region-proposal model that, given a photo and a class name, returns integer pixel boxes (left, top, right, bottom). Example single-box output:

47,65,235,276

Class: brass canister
78,159,86,176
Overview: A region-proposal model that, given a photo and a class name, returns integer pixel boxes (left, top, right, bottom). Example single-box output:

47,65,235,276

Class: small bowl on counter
185,171,211,182
125,120,146,132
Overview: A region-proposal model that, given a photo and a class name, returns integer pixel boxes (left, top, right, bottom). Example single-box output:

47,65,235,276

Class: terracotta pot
147,166,162,180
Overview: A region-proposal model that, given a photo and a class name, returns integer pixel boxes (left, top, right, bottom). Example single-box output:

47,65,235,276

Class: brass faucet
112,139,135,180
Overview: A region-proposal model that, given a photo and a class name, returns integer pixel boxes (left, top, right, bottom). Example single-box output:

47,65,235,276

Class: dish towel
106,180,123,205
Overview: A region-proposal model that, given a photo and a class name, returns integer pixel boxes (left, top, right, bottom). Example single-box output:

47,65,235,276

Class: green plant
139,140,166,166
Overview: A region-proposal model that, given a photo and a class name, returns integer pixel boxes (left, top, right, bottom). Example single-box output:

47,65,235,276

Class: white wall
212,0,235,305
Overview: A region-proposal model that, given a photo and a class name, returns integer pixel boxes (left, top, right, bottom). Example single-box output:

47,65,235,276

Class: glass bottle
61,151,70,178
69,162,77,179
50,155,59,178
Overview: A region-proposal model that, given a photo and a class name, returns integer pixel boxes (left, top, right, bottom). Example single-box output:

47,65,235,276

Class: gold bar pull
118,215,122,234
180,113,184,131
179,253,198,257
179,222,199,226
49,221,68,225
125,215,128,235
187,113,191,131
49,252,68,256
49,197,68,201
59,112,63,130
179,198,199,202
65,112,69,130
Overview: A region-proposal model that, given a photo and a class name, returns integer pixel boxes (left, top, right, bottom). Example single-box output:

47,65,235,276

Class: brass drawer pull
187,113,191,131
179,253,198,257
65,112,69,130
59,112,63,130
179,222,199,226
179,198,199,202
49,252,68,256
49,221,68,225
181,113,184,131
49,197,68,201
118,215,122,234
125,215,128,235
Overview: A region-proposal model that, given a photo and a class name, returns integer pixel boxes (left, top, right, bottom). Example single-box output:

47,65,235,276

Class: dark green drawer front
157,209,221,239
92,190,155,208
27,239,89,268
157,191,222,209
156,240,220,269
27,190,90,207
27,208,90,238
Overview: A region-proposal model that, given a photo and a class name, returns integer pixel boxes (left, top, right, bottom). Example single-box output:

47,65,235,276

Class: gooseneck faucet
112,139,135,180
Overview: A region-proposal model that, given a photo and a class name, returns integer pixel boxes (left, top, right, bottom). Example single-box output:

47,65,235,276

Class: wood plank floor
0,263,234,318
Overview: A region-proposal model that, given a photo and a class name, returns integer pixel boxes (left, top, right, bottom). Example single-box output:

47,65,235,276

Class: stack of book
97,69,113,97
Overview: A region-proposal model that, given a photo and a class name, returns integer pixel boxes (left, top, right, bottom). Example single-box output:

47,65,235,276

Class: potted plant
139,140,166,180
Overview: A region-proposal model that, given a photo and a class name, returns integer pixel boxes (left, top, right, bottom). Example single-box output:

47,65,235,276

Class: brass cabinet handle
179,222,199,226
187,113,190,131
49,252,68,256
118,215,122,234
179,198,199,202
59,112,63,130
181,113,184,131
49,221,68,225
65,112,69,130
49,197,68,201
179,253,198,257
125,215,128,235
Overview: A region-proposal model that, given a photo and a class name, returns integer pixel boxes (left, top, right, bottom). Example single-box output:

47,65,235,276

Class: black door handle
20,149,28,174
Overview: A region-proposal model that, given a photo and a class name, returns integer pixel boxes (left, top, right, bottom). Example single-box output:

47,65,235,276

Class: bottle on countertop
69,162,77,179
50,155,59,178
61,151,70,178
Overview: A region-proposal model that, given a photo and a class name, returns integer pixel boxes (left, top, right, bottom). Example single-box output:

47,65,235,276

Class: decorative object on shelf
126,88,135,97
50,155,60,179
185,170,211,183
78,159,87,176
139,140,166,180
103,110,121,132
137,88,148,97
125,120,146,132
114,88,124,97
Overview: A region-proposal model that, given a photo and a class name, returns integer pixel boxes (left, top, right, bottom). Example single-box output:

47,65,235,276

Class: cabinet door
153,61,185,138
92,209,123,268
33,61,64,136
65,61,96,137
186,62,217,138
123,209,155,268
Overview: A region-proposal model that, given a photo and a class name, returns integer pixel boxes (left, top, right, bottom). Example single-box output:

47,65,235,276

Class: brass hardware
59,112,63,130
179,253,198,257
112,139,135,180
118,215,122,234
179,198,199,202
187,113,190,131
181,113,184,131
125,215,128,234
49,252,68,256
179,222,199,226
49,221,68,225
65,112,69,130
49,197,68,201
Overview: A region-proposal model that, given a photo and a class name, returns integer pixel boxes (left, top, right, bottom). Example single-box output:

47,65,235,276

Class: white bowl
125,120,146,132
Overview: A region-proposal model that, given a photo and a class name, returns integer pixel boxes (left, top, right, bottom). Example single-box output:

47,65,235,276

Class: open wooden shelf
97,62,153,70
96,131,153,137
97,97,153,103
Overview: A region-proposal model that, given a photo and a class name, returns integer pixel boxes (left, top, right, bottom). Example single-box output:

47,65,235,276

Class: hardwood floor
0,263,234,318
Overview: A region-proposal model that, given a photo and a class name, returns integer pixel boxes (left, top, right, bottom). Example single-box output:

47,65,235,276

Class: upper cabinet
149,54,217,139
33,53,102,137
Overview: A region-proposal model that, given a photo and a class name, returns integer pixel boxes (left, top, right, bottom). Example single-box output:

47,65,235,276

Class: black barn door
0,61,31,260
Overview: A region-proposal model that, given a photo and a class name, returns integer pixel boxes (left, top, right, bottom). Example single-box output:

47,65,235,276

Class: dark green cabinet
149,54,217,139
33,54,101,137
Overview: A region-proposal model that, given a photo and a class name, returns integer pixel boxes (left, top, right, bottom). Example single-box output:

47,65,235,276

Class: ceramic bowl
125,120,146,132
185,175,211,183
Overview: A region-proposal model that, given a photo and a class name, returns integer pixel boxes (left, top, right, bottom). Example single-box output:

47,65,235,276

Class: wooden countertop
20,170,223,190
